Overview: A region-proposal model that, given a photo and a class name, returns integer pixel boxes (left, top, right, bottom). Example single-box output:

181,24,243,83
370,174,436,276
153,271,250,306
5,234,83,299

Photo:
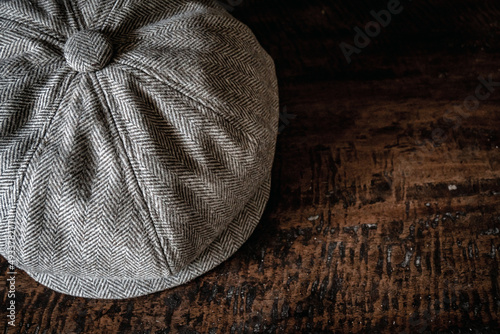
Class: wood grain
2,0,500,333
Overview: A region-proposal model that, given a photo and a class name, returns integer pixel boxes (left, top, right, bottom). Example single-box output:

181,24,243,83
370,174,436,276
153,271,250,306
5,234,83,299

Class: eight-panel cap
0,0,279,299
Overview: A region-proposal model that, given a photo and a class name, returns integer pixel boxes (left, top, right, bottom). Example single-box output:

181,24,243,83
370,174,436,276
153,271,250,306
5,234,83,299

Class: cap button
64,30,113,72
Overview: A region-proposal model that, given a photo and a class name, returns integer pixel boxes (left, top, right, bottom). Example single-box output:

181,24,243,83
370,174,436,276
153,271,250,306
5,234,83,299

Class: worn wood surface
2,0,500,333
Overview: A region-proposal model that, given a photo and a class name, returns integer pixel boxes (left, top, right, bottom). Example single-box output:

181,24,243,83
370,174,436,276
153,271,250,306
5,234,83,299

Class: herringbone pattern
0,0,278,299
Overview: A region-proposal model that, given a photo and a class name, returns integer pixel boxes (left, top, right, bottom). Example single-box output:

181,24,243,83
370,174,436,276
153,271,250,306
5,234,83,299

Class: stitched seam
0,16,66,46
114,62,252,136
91,72,173,276
7,69,77,266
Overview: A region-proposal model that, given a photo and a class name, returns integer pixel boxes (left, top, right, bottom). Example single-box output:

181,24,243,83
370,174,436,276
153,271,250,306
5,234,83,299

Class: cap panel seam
0,16,66,47
111,62,257,143
90,71,174,277
6,69,78,267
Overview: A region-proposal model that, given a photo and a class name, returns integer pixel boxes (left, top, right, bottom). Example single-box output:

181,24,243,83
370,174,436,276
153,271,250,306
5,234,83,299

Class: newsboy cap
0,0,279,299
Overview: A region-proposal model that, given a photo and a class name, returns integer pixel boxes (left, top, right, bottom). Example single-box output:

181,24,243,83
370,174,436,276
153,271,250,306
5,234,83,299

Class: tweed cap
0,0,279,299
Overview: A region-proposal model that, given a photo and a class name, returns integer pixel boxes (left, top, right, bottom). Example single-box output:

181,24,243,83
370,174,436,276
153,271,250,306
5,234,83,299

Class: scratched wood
2,0,500,333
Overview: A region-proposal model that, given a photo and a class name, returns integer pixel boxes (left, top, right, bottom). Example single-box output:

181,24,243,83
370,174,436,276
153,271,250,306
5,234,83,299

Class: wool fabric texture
0,0,279,299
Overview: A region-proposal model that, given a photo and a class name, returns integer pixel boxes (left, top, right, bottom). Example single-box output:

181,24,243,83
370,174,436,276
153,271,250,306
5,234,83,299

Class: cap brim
22,174,271,299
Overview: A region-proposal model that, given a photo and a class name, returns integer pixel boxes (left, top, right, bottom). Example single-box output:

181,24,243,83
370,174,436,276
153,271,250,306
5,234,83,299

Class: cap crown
0,0,278,286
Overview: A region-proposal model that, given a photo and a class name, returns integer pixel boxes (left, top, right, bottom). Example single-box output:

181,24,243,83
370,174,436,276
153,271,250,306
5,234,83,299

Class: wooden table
2,0,500,332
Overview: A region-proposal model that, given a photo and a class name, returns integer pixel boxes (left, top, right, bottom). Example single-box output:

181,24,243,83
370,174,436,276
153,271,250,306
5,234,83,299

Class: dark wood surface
2,0,500,333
